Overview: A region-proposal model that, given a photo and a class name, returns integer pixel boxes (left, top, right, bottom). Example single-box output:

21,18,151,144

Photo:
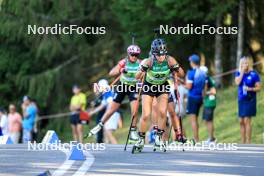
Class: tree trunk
214,15,223,87
236,0,245,66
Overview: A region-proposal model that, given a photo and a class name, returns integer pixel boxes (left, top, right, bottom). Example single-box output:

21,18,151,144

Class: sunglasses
130,54,139,57
155,53,166,57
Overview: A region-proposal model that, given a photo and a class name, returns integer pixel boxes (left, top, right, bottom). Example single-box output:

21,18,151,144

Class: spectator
0,108,8,136
8,104,22,144
91,80,108,143
88,79,121,143
104,111,122,144
89,96,106,143
22,96,37,143
200,66,217,144
185,54,206,142
235,57,261,144
69,85,87,143
31,99,39,141
169,78,188,140
173,78,188,118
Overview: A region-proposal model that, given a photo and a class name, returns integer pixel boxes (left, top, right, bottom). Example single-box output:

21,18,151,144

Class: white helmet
98,79,109,89
127,45,141,55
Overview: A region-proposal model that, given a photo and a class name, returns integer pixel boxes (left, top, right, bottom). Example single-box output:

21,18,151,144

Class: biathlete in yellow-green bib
88,45,142,143
132,38,185,153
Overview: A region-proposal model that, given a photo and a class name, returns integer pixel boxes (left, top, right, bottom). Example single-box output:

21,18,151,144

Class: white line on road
52,149,75,176
72,150,95,176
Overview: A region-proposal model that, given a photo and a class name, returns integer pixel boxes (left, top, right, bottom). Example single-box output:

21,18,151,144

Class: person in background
169,77,188,140
69,85,87,143
0,108,8,136
22,96,37,143
235,56,261,144
88,79,118,142
91,91,106,143
8,104,22,144
185,54,206,142
31,99,39,142
104,111,122,144
200,66,217,144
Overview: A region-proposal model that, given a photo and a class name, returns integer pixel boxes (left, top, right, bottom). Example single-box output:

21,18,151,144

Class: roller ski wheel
132,145,142,154
153,142,166,152
153,140,160,152
162,143,167,152
153,145,159,152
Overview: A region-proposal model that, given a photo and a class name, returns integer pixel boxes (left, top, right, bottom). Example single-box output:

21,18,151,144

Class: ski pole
129,32,136,44
124,73,145,151
153,28,160,38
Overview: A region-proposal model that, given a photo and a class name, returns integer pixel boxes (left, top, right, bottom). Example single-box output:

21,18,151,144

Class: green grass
40,75,264,144
114,76,264,144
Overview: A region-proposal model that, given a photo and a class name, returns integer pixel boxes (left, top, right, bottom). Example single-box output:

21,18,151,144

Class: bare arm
185,82,192,90
203,82,208,97
235,71,244,85
89,103,107,116
210,87,217,95
168,56,185,78
109,65,121,77
246,82,261,92
135,58,150,79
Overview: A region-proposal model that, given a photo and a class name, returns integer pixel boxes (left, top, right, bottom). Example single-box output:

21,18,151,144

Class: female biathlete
87,45,141,143
132,38,184,153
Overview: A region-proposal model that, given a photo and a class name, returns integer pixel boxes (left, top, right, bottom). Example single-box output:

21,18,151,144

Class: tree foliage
0,0,263,115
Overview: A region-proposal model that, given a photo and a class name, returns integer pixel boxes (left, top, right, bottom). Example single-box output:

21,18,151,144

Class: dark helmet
151,38,167,55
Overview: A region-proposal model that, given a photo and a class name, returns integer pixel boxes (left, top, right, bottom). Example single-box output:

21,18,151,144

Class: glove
170,64,180,72
120,68,128,74
140,64,149,72
118,59,126,68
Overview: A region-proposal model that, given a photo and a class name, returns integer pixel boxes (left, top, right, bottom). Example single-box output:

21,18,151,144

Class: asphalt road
0,144,264,176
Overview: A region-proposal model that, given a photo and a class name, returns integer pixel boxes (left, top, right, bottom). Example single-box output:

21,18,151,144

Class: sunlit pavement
0,144,264,176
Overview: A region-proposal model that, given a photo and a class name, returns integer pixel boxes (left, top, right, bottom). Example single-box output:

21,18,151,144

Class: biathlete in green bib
132,38,185,153
88,45,142,143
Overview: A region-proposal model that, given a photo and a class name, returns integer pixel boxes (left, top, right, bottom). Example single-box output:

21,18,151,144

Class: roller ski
174,133,187,144
84,122,103,139
128,128,139,144
153,130,167,152
131,135,144,154
204,137,217,145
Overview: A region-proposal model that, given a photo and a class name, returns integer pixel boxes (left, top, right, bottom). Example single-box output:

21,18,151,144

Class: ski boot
128,127,139,144
204,137,217,145
84,122,103,138
153,130,166,152
132,133,145,154
175,133,187,144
